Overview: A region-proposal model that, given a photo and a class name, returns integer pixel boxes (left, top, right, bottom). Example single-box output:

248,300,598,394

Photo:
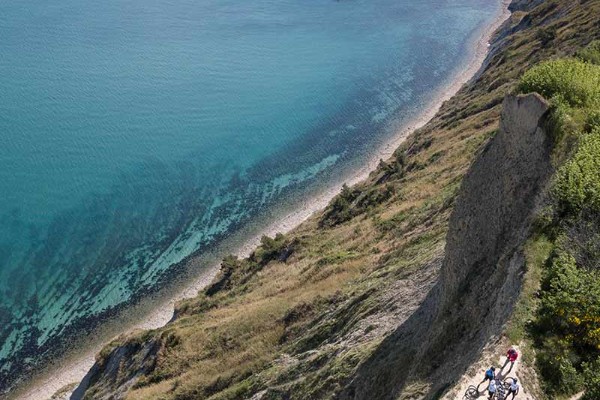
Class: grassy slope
83,1,600,399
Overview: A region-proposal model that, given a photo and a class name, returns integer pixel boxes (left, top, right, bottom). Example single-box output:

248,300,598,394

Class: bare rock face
71,339,160,400
440,93,551,303
340,94,553,399
425,93,552,377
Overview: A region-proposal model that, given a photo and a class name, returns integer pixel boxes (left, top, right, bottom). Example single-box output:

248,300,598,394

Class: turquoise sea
0,0,499,391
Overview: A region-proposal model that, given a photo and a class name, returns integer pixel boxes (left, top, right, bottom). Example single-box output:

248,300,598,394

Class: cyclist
503,348,519,370
480,367,496,387
507,378,520,399
487,379,497,399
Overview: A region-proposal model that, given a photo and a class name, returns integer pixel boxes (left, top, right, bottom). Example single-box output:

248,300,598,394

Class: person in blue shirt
480,366,496,387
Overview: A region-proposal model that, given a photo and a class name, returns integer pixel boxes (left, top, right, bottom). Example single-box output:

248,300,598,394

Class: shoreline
18,2,511,399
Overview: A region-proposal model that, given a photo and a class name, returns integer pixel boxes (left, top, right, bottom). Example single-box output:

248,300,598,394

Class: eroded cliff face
440,93,551,310
340,94,553,399
427,93,553,385
71,339,160,400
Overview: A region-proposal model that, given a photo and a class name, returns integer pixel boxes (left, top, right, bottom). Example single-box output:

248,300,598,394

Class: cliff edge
340,93,553,399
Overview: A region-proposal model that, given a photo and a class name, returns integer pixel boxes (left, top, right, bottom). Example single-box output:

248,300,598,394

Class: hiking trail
444,345,535,400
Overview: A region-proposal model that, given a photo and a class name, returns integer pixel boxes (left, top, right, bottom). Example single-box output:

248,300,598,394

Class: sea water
0,0,498,391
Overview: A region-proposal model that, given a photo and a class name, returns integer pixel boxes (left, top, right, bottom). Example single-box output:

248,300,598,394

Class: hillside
69,1,600,399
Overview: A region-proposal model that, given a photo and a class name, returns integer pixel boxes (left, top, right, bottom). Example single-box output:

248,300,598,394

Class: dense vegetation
519,41,600,399
554,128,600,212
577,40,600,65
519,59,600,109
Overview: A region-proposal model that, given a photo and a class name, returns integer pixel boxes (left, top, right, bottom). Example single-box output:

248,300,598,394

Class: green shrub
544,94,576,143
205,255,239,296
534,249,600,396
538,250,600,352
577,40,600,65
582,357,600,400
536,340,584,396
553,128,600,212
519,58,600,108
320,184,360,227
253,233,290,264
586,109,600,132
536,26,556,46
320,183,393,227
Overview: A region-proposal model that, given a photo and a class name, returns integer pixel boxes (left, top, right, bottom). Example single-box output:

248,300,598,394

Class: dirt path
444,345,536,400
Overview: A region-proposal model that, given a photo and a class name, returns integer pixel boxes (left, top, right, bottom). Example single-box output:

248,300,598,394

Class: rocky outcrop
440,93,551,303
71,339,160,400
340,93,553,399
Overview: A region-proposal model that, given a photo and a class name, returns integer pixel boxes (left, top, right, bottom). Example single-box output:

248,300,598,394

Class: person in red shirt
502,347,519,371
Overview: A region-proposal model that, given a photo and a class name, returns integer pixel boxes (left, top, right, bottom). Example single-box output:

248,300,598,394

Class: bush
320,183,393,227
205,255,239,296
536,26,556,46
519,58,600,108
538,250,600,352
534,249,600,396
544,93,576,143
253,233,289,264
586,110,600,132
582,357,600,400
320,184,359,227
536,340,584,396
577,40,600,65
553,128,600,212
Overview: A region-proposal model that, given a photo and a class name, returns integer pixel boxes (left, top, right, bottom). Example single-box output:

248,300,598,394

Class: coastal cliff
340,92,553,399
69,1,600,399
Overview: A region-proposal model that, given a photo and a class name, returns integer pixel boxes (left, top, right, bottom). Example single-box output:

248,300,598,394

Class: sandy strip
17,2,511,399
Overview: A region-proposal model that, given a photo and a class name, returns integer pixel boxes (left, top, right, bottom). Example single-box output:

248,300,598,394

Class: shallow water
0,0,498,390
